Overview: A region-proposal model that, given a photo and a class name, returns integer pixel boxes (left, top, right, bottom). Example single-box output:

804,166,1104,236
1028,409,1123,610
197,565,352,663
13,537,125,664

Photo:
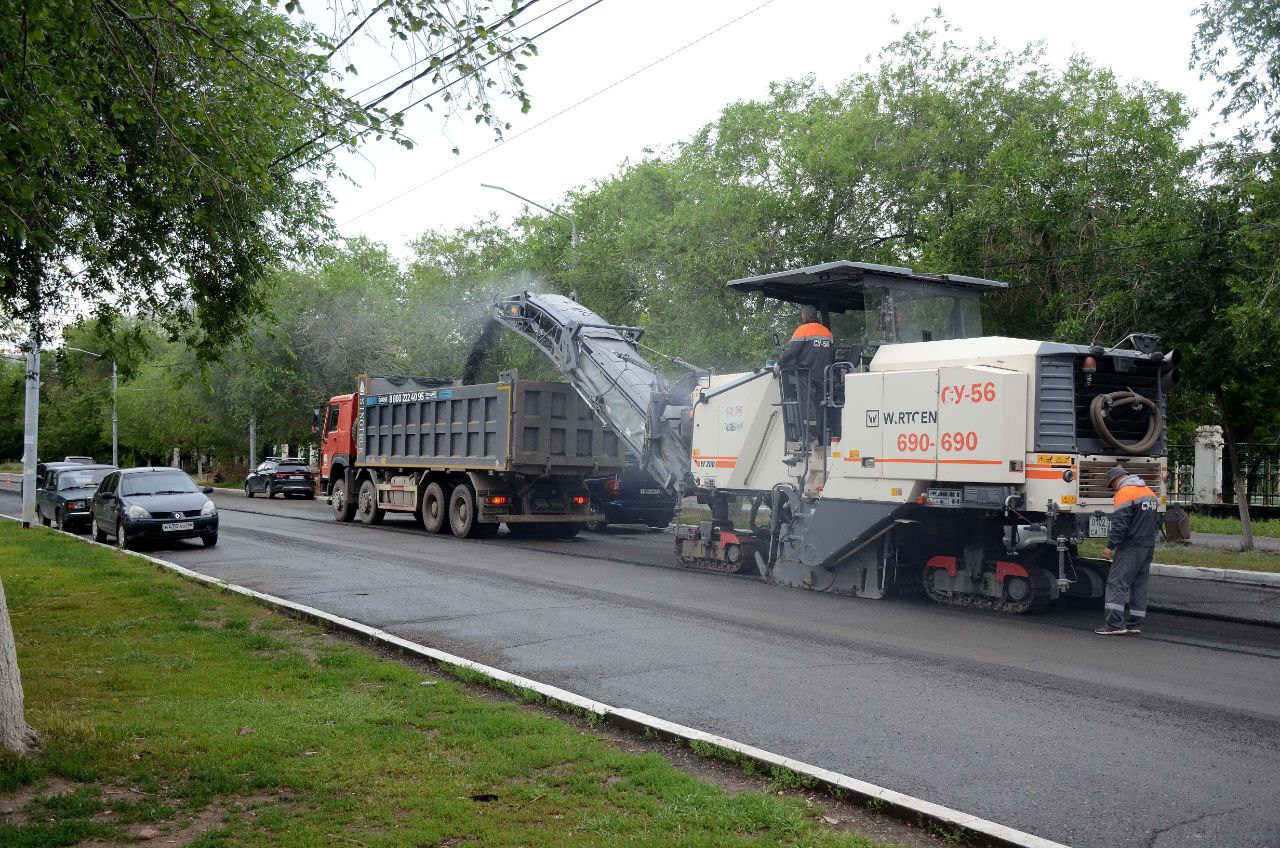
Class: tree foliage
0,0,537,351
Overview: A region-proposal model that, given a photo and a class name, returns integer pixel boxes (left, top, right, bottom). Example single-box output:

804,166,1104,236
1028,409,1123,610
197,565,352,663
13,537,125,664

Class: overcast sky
321,0,1215,257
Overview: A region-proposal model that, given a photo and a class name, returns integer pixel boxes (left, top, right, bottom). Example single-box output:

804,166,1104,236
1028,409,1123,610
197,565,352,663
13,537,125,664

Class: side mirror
772,331,781,347
99,493,116,501
312,406,322,435
201,487,213,495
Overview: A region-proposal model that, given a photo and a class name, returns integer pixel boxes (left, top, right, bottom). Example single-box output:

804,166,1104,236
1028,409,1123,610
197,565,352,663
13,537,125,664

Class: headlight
125,504,151,520
201,500,217,516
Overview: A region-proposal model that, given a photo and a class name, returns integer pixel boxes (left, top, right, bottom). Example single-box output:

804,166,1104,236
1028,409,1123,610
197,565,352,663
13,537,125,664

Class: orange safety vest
791,321,833,340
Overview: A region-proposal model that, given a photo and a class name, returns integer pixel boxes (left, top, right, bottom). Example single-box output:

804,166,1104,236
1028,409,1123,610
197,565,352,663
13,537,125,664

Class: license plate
162,521,194,532
640,488,661,495
1088,514,1110,538
290,475,304,480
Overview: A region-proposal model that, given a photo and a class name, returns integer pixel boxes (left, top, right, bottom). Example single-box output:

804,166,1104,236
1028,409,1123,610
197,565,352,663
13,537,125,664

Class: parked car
583,459,675,531
244,457,316,499
91,467,218,549
36,464,116,531
35,460,83,481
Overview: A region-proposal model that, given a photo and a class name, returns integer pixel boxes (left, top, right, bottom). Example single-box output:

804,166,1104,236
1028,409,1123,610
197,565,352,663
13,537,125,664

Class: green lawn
0,523,894,848
0,461,22,473
1078,539,1280,573
1189,513,1280,539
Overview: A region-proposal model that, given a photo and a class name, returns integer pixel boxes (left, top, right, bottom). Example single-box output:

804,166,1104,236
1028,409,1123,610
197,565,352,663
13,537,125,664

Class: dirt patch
0,775,80,815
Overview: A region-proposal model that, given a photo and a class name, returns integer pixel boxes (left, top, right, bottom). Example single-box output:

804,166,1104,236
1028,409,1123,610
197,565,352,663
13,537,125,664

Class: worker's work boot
1094,625,1129,636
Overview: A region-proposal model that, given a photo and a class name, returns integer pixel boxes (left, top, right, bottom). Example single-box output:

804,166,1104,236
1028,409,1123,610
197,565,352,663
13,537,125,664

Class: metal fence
1229,442,1280,508
1167,443,1195,504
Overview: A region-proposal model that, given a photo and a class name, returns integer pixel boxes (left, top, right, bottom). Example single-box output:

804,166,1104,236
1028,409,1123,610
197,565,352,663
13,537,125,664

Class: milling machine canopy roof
726,260,1009,344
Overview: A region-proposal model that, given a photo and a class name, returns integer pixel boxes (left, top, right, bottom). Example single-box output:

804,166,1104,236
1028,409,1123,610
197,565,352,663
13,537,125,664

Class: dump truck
317,372,625,538
489,261,1175,612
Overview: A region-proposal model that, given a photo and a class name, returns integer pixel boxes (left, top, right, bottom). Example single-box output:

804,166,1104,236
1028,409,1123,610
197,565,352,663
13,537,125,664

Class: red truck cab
318,393,355,492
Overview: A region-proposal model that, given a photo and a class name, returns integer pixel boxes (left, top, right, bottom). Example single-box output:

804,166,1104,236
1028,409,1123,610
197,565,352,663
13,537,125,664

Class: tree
0,0,542,755
1192,0,1280,136
1187,0,1280,550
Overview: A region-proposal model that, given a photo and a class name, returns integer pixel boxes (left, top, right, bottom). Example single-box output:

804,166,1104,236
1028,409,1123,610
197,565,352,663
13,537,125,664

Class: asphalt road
4,488,1279,848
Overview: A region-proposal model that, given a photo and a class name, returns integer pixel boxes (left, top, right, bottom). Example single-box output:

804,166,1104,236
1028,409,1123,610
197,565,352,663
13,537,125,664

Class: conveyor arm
491,292,697,492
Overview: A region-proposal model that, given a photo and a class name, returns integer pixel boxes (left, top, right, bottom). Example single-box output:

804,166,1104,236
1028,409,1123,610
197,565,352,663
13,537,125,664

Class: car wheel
115,520,131,550
357,478,384,526
202,533,218,547
92,516,108,543
266,486,275,499
245,483,254,498
331,478,356,522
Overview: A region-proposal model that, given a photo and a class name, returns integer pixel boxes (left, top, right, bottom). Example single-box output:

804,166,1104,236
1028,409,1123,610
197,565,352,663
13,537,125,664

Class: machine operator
1097,465,1159,636
776,304,835,444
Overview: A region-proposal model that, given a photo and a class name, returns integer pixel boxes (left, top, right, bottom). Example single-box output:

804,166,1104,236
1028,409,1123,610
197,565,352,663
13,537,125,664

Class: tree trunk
1215,392,1254,551
0,576,39,755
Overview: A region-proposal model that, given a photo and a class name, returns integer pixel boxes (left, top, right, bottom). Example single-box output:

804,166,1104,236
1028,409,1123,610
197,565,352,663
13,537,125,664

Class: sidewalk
1185,530,1280,553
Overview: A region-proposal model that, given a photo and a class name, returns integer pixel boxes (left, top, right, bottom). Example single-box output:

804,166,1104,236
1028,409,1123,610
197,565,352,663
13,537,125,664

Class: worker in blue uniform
1097,465,1160,635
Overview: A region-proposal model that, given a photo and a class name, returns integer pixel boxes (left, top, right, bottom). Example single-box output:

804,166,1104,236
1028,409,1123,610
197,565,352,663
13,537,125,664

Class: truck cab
318,393,356,494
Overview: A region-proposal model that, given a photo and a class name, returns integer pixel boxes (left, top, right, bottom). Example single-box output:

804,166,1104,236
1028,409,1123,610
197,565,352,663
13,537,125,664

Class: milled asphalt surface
3,487,1279,848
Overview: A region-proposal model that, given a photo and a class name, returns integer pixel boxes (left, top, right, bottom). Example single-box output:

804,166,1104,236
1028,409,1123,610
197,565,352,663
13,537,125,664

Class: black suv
584,459,674,531
245,458,316,499
91,467,218,548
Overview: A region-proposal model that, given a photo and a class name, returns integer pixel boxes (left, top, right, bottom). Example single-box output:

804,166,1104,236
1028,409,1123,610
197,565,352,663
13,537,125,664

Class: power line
346,0,574,100
291,0,608,172
341,0,779,227
274,0,548,169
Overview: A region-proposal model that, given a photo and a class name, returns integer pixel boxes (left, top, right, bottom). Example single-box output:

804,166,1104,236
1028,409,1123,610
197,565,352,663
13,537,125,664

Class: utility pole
20,322,40,529
248,416,257,469
480,183,578,266
64,347,117,467
111,361,118,466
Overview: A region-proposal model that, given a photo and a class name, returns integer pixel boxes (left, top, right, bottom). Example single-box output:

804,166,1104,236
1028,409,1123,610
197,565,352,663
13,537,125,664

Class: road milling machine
491,261,1175,612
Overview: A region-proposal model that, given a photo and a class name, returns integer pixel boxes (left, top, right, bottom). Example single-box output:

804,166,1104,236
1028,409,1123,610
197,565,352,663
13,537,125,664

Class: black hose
1089,390,1162,455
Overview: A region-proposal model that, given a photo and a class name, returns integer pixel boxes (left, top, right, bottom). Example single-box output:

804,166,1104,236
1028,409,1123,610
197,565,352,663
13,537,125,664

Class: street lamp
63,346,118,468
480,183,578,265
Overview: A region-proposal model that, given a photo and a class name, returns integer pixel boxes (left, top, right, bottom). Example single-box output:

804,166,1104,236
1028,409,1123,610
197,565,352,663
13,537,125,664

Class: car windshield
278,464,310,472
120,471,200,496
57,469,112,490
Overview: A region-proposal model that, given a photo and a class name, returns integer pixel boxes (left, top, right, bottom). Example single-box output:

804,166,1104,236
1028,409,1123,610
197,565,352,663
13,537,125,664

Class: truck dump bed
356,374,624,475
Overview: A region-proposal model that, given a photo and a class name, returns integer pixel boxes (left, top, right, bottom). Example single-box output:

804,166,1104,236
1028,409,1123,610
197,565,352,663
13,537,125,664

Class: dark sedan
584,459,675,531
91,467,218,549
245,458,316,499
36,464,116,531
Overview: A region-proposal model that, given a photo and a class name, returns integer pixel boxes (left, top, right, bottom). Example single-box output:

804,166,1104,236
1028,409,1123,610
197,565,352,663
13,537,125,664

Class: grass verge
0,522,894,848
1079,539,1280,574
1189,514,1280,539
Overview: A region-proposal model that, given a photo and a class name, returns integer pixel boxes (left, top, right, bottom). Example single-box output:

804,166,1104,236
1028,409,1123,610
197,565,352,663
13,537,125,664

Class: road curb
1,514,1067,848
1152,561,1280,588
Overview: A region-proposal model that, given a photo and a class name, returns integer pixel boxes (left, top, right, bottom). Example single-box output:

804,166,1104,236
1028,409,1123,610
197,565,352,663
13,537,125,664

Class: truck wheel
448,483,498,539
331,478,357,523
357,478,384,525
421,483,447,534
